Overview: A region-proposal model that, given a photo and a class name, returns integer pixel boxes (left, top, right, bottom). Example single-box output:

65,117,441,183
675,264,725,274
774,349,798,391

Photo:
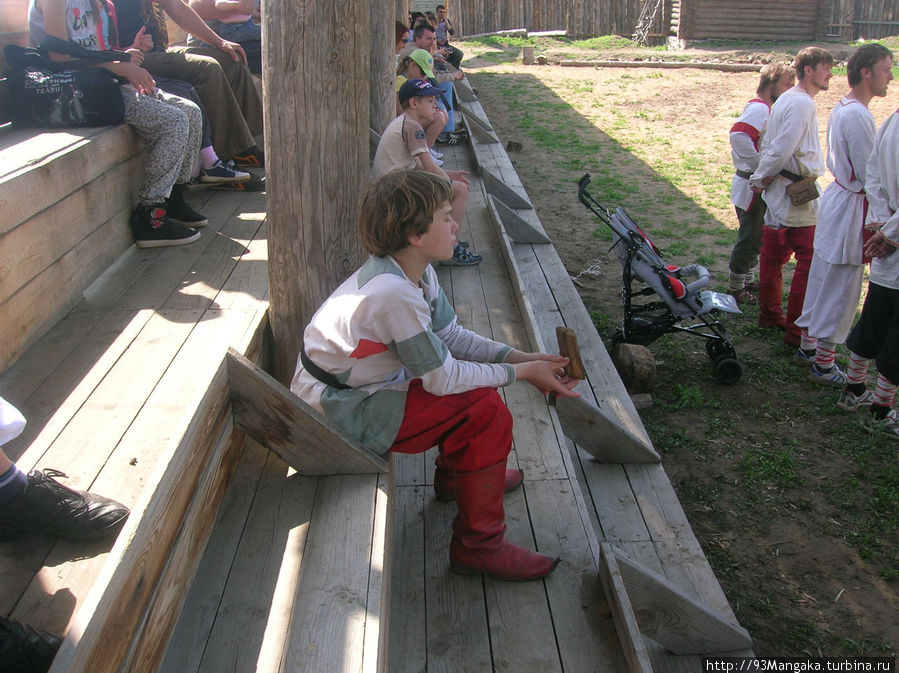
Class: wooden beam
454,76,478,102
465,114,501,144
598,543,654,673
458,102,493,130
481,168,533,209
487,194,550,244
226,349,389,475
554,395,661,463
612,546,754,655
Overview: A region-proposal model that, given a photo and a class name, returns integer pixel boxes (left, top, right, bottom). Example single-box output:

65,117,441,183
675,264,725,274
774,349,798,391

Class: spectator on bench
435,4,463,70
186,0,262,75
373,79,479,266
30,0,207,247
112,0,266,169
396,49,448,159
0,396,130,673
291,170,580,581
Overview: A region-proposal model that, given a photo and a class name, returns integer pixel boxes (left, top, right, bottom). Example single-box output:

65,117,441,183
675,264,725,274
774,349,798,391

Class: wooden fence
441,0,897,42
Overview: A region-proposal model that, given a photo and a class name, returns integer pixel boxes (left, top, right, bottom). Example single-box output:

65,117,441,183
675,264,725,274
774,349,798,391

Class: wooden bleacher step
487,193,551,244
601,543,753,655
480,167,533,209
226,348,389,475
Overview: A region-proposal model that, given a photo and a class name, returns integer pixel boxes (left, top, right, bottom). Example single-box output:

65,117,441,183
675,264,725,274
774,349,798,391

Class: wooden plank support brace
554,395,660,463
481,168,533,209
226,348,389,475
457,102,493,131
454,77,477,102
487,194,550,244
464,114,501,144
609,544,754,655
599,543,654,673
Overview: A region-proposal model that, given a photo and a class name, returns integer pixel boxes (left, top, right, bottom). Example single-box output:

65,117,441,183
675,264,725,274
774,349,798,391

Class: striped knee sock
799,330,817,352
873,373,897,409
0,462,28,504
846,352,870,385
814,341,836,369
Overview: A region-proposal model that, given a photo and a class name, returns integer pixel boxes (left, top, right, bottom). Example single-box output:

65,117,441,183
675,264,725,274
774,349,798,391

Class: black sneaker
229,146,265,168
0,469,129,542
165,184,208,227
131,204,201,249
210,171,265,192
0,617,61,673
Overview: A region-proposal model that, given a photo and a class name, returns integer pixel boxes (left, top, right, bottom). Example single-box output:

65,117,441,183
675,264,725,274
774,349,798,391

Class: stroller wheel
714,357,743,385
705,339,734,361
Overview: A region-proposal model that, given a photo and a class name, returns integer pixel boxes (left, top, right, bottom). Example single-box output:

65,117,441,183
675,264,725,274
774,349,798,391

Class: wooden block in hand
556,326,587,379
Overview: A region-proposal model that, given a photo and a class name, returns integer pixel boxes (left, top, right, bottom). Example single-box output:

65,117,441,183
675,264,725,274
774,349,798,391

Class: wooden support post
486,194,550,244
598,543,654,673
263,1,370,383
522,46,536,64
612,545,754,655
226,349,389,475
481,168,533,209
370,0,394,134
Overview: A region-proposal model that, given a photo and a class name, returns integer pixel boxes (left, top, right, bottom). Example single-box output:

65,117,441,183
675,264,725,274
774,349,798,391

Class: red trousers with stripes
390,380,512,472
758,224,815,346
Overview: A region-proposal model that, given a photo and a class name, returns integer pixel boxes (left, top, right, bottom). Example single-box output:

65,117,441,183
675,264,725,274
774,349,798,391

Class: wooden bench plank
388,484,427,673
281,473,385,673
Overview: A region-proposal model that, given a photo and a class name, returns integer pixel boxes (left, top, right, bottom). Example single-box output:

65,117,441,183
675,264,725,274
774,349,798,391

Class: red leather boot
449,462,559,581
433,454,523,501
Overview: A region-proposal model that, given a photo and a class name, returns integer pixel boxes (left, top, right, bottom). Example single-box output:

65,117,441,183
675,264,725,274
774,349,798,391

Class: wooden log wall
678,0,824,42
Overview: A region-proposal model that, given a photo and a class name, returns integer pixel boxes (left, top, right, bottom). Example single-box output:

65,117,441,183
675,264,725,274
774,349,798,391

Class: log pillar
262,0,372,382
371,0,395,134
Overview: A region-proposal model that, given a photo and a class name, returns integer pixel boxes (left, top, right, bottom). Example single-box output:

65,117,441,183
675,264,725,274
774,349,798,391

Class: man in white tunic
838,108,899,439
727,63,795,304
751,47,833,348
796,44,894,387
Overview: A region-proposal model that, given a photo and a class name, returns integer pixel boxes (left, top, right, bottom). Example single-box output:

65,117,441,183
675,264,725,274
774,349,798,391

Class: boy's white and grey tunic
291,256,515,455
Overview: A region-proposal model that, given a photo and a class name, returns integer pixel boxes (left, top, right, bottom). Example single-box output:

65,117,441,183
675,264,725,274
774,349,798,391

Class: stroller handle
678,264,711,295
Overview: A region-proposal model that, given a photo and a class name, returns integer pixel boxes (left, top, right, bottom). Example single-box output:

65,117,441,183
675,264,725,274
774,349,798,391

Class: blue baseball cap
398,78,441,105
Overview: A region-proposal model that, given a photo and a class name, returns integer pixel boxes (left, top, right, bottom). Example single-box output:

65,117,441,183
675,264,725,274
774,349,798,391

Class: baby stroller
578,174,743,384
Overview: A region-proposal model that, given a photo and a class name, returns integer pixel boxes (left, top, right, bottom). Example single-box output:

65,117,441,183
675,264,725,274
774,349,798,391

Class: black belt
778,168,804,182
300,347,351,390
735,169,752,180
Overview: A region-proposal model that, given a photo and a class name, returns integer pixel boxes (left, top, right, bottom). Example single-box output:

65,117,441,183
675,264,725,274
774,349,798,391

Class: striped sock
815,341,836,369
873,373,897,409
728,270,744,293
799,330,817,352
0,462,28,504
846,352,870,385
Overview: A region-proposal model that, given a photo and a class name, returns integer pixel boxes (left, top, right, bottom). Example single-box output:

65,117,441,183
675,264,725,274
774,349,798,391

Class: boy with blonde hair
291,171,580,580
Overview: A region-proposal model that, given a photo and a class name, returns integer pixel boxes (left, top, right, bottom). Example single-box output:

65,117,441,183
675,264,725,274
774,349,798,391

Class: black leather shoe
0,469,129,542
0,617,61,673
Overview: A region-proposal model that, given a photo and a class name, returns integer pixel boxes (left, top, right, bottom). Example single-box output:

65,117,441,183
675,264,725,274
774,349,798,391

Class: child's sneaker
439,243,482,266
863,408,899,440
808,363,847,388
836,389,874,412
199,159,251,184
793,347,815,365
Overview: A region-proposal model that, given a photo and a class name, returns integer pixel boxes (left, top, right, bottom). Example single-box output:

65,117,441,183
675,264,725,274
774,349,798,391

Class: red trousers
758,225,815,346
390,380,512,472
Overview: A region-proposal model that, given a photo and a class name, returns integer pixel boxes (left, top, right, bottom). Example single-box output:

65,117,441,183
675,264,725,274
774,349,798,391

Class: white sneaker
430,148,444,160
836,389,874,412
864,408,899,440
808,363,847,388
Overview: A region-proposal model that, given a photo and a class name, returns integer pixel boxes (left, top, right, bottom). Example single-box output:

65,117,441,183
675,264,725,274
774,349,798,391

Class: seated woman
30,0,207,248
187,0,262,75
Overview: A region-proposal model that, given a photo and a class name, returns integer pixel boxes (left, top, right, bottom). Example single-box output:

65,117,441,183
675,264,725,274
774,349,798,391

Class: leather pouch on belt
785,176,819,206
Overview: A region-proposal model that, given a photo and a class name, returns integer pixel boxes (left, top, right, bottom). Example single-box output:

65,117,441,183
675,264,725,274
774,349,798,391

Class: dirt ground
462,41,899,657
